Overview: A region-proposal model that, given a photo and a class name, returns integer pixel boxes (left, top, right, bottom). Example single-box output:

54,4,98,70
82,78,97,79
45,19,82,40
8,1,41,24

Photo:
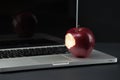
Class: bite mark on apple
65,33,75,49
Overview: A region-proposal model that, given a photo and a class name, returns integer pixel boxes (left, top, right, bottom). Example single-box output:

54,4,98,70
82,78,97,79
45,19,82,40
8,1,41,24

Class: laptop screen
0,0,75,37
0,0,75,49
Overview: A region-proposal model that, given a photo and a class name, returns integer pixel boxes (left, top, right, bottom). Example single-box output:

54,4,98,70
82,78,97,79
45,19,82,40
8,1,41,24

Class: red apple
13,12,38,37
65,27,95,58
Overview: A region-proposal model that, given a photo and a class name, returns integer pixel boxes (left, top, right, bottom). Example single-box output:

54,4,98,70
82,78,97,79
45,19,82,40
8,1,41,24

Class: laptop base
0,49,117,72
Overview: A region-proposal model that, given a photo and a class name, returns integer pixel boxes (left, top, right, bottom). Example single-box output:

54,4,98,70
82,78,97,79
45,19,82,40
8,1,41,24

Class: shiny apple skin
13,12,38,38
65,27,95,58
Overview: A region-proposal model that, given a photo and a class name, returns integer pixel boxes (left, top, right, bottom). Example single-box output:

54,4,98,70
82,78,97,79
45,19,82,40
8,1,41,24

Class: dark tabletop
0,43,120,80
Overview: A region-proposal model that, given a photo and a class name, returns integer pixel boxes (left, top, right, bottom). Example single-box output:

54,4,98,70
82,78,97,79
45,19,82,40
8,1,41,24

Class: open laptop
0,33,117,72
0,0,117,72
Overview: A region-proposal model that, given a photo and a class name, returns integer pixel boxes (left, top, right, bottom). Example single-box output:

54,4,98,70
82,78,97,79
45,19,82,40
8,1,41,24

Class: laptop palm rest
0,50,117,72
0,55,70,72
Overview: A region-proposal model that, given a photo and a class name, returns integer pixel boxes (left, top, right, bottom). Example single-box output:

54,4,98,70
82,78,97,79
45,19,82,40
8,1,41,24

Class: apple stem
76,0,79,28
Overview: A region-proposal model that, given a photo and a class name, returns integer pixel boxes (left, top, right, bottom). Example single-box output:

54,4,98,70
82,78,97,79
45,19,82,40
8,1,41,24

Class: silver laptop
0,33,117,72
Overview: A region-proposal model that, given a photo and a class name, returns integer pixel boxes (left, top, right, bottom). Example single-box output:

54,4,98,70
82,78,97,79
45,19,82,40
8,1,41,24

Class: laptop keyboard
0,46,68,59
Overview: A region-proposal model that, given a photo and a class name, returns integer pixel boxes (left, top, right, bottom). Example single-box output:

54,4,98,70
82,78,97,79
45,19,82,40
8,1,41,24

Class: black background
0,0,120,42
70,0,120,42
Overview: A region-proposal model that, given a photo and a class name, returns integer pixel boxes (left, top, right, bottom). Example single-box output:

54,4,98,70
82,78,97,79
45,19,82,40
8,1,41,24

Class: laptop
0,0,117,72
0,33,117,72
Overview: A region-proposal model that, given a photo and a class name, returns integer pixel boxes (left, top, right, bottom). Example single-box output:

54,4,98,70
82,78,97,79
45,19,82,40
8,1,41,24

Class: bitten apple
13,12,38,37
65,27,95,58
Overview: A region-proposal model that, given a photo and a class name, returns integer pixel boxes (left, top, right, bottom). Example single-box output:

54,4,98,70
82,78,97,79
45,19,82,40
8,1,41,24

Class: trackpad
31,55,71,64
